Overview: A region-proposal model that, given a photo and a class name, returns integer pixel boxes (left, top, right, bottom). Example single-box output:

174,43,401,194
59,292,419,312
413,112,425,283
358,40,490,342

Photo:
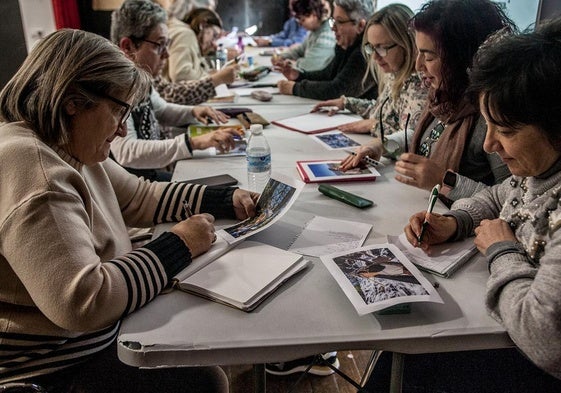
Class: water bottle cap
249,124,263,134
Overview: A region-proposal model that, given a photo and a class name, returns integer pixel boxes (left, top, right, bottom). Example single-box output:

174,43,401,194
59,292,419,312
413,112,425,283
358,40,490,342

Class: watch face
444,171,457,187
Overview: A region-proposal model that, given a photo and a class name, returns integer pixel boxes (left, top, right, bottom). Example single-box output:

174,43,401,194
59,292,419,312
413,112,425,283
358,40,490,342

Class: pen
224,54,243,67
417,184,441,243
345,150,384,167
183,201,194,218
250,83,278,88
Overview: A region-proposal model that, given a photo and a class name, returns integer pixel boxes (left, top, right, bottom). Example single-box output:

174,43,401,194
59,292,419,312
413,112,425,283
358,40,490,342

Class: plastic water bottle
216,43,227,69
246,124,271,192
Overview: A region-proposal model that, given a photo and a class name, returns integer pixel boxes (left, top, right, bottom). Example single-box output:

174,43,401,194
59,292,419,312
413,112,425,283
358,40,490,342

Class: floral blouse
344,73,427,137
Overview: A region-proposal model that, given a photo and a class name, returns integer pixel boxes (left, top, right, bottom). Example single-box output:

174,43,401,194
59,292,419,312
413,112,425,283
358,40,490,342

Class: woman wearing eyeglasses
0,28,258,392
312,4,427,151
277,0,377,100
110,0,242,181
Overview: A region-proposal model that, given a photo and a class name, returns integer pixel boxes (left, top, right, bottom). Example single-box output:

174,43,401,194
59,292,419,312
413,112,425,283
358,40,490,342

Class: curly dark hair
291,0,327,19
411,0,515,111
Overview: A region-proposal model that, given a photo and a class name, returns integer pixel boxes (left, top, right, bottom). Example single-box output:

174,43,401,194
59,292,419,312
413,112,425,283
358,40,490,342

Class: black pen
345,150,384,167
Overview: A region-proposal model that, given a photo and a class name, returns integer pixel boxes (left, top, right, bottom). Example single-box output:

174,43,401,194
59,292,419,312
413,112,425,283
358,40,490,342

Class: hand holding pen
417,184,440,243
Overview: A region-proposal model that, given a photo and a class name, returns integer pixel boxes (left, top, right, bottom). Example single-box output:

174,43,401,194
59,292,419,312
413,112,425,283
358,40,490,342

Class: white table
118,102,513,392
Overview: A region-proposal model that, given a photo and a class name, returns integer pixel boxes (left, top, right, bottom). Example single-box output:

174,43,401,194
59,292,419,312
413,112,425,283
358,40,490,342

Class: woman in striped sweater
0,29,257,392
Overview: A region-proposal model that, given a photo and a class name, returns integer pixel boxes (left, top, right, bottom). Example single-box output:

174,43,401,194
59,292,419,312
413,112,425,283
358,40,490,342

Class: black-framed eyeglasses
418,122,445,157
138,38,171,55
376,97,412,159
328,17,355,28
93,91,132,126
364,42,398,57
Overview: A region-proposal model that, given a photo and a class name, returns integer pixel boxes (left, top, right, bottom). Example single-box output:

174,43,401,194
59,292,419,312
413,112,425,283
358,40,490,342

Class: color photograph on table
321,244,442,315
296,159,380,183
311,130,361,150
219,174,304,242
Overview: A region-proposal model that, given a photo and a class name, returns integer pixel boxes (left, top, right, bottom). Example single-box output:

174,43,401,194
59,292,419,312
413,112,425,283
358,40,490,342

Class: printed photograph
332,247,428,305
222,178,297,240
308,162,372,178
313,131,361,150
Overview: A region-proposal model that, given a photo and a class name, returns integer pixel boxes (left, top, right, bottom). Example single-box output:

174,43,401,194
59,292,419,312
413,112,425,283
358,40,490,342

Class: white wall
18,0,56,52
376,0,541,30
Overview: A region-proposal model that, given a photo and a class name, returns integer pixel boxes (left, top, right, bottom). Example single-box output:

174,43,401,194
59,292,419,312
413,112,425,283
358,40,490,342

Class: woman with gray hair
110,0,241,181
277,0,377,100
0,28,257,392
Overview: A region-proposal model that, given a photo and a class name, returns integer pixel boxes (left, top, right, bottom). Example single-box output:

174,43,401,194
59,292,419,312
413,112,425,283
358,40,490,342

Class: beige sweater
0,122,233,382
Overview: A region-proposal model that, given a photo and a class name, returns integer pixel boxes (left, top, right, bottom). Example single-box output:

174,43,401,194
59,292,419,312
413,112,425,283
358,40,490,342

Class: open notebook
387,233,478,278
176,241,309,311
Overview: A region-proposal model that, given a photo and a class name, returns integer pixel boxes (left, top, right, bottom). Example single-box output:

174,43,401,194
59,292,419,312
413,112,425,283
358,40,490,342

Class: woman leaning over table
0,29,258,392
367,18,561,393
312,4,427,142
341,0,513,203
277,0,377,100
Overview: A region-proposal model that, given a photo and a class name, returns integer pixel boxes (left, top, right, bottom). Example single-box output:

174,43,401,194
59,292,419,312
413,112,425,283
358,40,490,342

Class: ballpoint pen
345,150,384,167
183,201,194,218
417,184,441,243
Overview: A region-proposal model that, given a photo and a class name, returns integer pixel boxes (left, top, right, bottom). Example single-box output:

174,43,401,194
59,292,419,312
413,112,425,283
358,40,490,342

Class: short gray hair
334,0,374,22
110,0,167,44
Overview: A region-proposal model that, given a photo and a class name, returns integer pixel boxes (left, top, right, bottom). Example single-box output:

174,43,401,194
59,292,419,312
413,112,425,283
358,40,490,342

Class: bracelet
184,133,193,154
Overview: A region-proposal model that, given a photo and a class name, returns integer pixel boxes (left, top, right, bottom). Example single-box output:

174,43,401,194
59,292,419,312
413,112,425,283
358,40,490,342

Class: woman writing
312,4,427,142
382,18,561,392
342,0,512,202
0,29,257,392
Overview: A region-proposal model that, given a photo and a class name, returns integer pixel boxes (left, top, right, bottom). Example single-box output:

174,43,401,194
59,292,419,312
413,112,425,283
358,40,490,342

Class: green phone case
318,184,374,208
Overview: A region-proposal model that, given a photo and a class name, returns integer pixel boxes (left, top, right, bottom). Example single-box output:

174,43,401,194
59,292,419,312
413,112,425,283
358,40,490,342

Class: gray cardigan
446,160,561,379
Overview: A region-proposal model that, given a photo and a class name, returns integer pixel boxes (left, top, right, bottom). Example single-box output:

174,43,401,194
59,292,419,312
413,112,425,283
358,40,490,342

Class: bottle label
247,154,271,172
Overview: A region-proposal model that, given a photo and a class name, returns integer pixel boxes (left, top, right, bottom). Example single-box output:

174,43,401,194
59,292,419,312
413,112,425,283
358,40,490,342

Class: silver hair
334,0,374,22
110,0,167,44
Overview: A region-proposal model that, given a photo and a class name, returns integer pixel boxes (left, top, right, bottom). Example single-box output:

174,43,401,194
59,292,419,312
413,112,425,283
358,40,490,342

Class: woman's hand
474,218,517,255
279,64,300,81
394,153,447,191
211,64,239,86
311,98,345,115
190,127,244,152
339,145,380,171
191,106,229,124
277,80,296,95
337,118,375,134
404,211,458,252
170,213,216,257
232,189,259,220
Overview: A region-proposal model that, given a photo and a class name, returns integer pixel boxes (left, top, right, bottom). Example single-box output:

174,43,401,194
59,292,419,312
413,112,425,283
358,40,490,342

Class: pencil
346,150,384,167
183,201,194,218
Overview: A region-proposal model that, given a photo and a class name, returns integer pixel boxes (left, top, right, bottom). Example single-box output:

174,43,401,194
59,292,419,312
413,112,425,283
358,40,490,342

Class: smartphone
318,184,374,208
183,174,238,186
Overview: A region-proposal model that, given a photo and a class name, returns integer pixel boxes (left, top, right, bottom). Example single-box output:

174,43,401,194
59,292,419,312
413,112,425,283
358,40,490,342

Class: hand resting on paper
190,127,245,153
404,211,458,252
339,144,382,171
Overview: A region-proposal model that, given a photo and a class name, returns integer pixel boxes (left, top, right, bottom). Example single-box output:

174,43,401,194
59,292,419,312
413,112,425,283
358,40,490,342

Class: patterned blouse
344,73,427,136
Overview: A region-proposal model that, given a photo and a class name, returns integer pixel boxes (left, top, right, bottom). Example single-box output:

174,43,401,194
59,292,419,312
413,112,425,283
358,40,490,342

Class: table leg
253,364,266,393
389,352,404,393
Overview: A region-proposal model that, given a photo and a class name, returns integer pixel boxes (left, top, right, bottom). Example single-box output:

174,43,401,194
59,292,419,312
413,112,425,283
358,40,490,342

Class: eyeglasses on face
418,122,445,157
96,91,132,126
139,38,171,55
328,17,355,28
364,42,398,57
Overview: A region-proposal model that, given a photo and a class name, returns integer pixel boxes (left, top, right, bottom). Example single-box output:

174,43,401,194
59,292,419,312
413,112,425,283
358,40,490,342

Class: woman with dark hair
271,0,336,72
345,0,513,203
379,17,561,393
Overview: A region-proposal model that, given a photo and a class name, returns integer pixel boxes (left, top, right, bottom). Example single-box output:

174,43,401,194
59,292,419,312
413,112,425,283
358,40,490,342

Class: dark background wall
0,0,28,88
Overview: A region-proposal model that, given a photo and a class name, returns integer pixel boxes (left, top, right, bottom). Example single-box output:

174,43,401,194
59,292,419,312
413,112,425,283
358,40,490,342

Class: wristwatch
441,170,457,196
